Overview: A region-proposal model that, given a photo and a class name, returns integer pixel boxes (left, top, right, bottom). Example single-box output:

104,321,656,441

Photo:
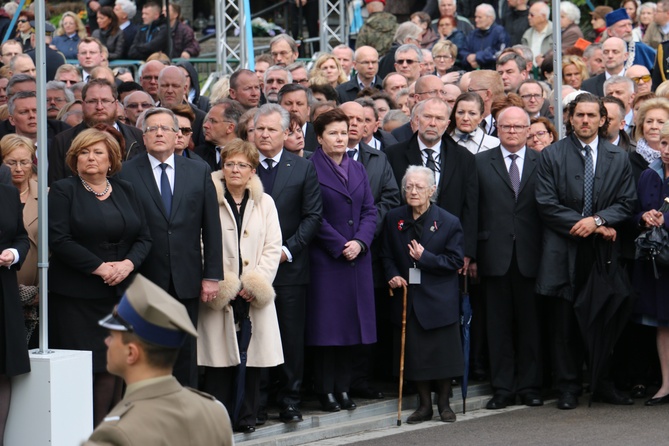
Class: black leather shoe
406,407,433,424
645,394,669,406
234,425,255,434
631,384,647,399
438,405,456,422
557,392,578,410
279,405,303,423
350,387,385,399
256,407,268,426
520,392,544,407
593,387,634,405
318,393,341,412
486,393,515,410
335,392,357,410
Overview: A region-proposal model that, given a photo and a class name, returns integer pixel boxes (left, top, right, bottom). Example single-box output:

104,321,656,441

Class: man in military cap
85,274,233,446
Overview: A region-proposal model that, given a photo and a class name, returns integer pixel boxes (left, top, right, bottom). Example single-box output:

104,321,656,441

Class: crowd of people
4,0,669,442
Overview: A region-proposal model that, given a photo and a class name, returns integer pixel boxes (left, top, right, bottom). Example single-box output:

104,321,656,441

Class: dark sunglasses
179,127,193,136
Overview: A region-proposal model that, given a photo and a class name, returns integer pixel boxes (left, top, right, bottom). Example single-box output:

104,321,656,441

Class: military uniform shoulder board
102,404,134,423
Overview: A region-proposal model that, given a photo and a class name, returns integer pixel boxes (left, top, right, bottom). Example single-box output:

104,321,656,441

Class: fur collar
211,171,265,206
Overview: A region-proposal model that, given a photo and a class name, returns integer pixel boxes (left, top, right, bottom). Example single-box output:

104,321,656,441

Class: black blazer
193,142,220,172
118,154,223,300
304,122,318,153
581,73,606,97
48,177,152,299
336,76,383,103
390,122,414,143
267,150,323,286
357,141,400,236
385,132,479,258
381,204,464,329
0,118,70,148
48,121,146,185
476,147,542,277
0,164,10,184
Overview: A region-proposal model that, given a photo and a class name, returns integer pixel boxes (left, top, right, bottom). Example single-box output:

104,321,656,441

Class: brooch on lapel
430,221,438,232
397,220,405,231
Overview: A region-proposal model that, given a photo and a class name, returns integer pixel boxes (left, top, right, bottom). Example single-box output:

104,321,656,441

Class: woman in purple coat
307,109,377,413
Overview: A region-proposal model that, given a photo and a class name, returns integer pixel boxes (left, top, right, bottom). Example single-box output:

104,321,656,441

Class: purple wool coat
306,148,378,346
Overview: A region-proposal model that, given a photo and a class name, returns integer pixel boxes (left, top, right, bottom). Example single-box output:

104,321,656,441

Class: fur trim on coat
206,274,241,311
241,269,276,309
212,170,264,207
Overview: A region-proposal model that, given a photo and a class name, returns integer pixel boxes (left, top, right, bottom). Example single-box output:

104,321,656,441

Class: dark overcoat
306,148,377,346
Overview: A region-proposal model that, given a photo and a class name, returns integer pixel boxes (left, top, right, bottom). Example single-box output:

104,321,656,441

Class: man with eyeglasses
49,79,145,185
45,80,74,120
76,37,105,82
386,98,478,274
252,104,322,425
337,46,382,103
625,64,652,95
604,75,636,135
393,44,423,84
119,107,223,389
518,79,551,119
475,106,543,410
268,34,299,67
461,4,510,71
123,90,155,127
377,21,422,80
392,74,447,143
140,60,167,102
228,69,261,111
195,99,245,172
0,40,22,68
286,62,309,88
536,93,636,410
54,63,82,87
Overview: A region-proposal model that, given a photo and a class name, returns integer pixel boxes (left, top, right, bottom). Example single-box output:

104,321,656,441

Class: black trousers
289,0,319,55
202,366,261,427
485,252,542,395
171,293,199,388
312,346,352,394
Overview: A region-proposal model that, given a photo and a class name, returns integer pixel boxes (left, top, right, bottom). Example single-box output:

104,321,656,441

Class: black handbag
635,225,669,278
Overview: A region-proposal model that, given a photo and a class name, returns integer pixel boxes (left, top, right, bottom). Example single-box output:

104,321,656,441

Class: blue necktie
583,145,594,216
347,149,356,159
160,163,172,216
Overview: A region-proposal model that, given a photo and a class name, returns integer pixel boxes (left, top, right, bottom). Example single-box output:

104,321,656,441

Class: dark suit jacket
48,121,146,185
535,134,637,300
376,129,398,150
385,132,479,258
381,204,464,329
581,73,606,97
267,150,323,286
336,76,384,103
0,119,70,150
390,121,414,143
48,177,152,299
26,44,66,81
118,154,223,300
476,147,542,277
0,164,10,184
193,142,219,172
304,122,318,153
121,22,139,58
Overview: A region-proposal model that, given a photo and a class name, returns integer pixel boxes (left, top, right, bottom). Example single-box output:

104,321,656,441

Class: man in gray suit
476,107,543,410
536,93,637,410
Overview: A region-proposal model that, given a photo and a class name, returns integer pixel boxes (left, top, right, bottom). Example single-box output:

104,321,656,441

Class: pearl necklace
80,177,110,196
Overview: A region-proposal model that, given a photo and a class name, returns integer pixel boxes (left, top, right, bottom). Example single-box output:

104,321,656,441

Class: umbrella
460,275,472,414
390,284,408,426
573,239,635,406
232,298,253,424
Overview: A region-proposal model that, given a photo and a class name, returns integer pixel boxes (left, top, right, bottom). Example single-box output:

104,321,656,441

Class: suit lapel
270,150,293,199
518,147,537,195
438,135,458,191
490,146,514,194
419,206,440,247
406,136,423,168
137,155,170,220
593,140,614,207
171,157,187,219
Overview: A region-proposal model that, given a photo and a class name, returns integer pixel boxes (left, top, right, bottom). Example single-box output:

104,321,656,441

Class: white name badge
409,267,421,284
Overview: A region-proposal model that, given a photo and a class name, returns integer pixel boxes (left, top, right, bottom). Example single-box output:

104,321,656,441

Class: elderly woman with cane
381,165,464,424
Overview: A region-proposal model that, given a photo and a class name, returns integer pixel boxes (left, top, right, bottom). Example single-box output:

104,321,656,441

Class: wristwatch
594,215,604,227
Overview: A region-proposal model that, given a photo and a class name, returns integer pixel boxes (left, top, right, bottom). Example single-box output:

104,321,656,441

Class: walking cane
390,283,408,426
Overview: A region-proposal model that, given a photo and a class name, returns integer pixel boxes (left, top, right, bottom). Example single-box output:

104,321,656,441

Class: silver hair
115,0,137,19
8,90,35,115
560,2,581,24
141,107,179,133
46,80,75,102
437,0,456,7
401,165,437,203
7,74,35,97
269,34,298,54
9,54,32,72
383,109,410,127
254,103,291,131
604,75,636,94
396,44,423,62
532,1,550,20
264,65,293,85
393,21,422,44
477,3,496,20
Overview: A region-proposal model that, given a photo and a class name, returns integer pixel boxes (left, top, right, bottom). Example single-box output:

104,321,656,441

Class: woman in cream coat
198,139,283,433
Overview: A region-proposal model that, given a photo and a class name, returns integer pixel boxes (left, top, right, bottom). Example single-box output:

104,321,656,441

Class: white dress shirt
148,153,175,194
418,138,442,186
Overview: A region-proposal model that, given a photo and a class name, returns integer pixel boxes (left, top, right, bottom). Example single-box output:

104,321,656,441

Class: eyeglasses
84,98,116,106
403,184,429,193
4,160,32,168
17,19,28,23
223,161,253,170
520,94,542,101
179,127,193,135
498,124,529,132
270,50,292,58
416,89,445,97
142,75,159,82
630,74,652,83
528,130,549,139
293,78,309,85
467,87,488,93
125,102,153,109
396,59,418,66
144,125,176,134
434,55,454,60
